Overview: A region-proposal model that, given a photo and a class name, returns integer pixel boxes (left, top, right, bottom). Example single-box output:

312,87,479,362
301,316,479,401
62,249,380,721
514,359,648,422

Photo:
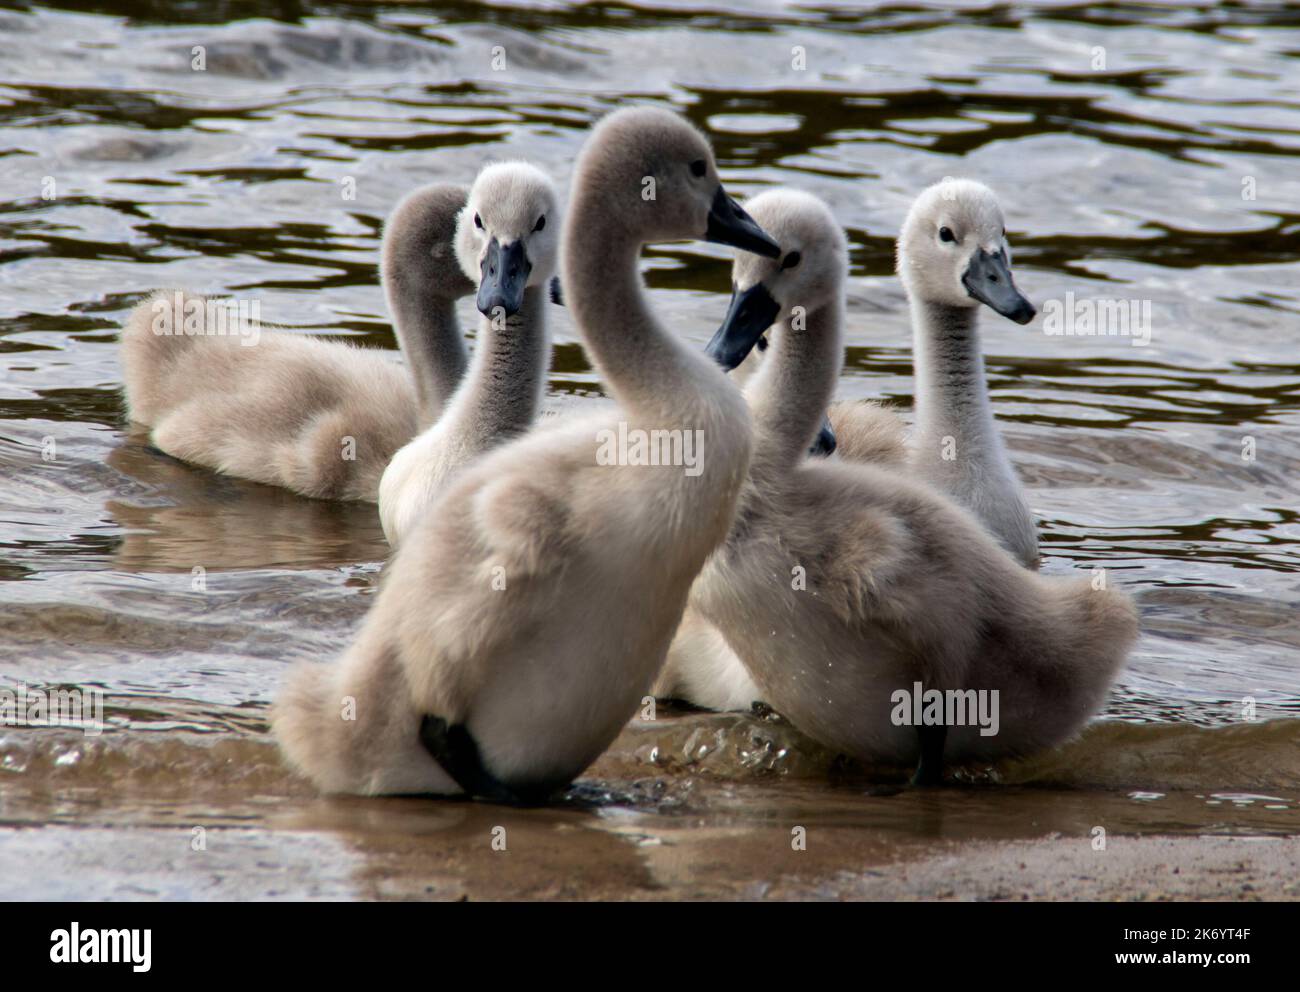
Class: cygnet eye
689,159,707,178
781,250,802,271
756,333,769,352
939,226,956,243
474,213,483,230
534,215,546,233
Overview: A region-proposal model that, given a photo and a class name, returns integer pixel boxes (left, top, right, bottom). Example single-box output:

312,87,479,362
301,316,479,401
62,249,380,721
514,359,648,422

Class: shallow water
1,1,1299,897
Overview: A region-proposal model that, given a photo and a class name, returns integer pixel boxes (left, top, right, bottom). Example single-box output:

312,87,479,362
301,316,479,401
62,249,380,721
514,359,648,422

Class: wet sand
4,815,1294,901
2,710,1295,901
834,836,1300,902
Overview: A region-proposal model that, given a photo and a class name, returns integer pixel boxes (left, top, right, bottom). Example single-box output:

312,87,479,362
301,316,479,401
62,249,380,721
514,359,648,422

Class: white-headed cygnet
272,106,780,801
685,189,1137,783
655,181,1043,711
830,178,1040,567
119,184,475,501
378,162,558,547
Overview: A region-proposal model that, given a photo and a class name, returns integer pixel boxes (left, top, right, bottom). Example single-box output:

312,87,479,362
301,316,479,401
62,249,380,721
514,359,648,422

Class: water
1,0,1298,898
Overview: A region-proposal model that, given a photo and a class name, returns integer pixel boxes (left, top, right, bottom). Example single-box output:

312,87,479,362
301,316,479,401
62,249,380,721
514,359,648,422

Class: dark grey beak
962,248,1035,324
809,414,837,457
704,281,781,371
705,186,780,259
477,238,531,318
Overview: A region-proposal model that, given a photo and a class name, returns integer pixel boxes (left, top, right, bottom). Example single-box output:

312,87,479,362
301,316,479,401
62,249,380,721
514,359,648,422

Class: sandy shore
1,714,1296,900
819,835,1300,901
2,821,1294,901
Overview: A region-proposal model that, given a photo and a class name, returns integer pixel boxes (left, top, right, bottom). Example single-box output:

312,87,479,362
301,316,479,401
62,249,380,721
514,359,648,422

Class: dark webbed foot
419,715,566,806
910,724,947,786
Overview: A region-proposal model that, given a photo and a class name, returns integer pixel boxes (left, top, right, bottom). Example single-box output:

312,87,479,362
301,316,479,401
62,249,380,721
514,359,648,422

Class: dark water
1,1,1298,895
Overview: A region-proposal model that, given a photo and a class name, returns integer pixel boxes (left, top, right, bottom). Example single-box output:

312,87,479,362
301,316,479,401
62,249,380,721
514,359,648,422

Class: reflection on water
2,1,1300,886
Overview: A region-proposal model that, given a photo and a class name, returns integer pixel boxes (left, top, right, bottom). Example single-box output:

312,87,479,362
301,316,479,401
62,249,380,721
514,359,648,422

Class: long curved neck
910,297,1039,567
443,286,549,445
911,300,1006,465
562,198,731,433
746,299,843,471
385,279,469,429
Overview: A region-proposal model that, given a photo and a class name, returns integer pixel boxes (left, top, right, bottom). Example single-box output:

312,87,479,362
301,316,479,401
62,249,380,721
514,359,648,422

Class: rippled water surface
1,1,1299,896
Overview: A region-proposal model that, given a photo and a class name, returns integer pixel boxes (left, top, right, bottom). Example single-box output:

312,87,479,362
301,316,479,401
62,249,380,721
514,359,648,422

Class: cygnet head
896,178,1035,324
570,106,781,259
456,161,559,318
704,189,847,371
382,183,477,302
